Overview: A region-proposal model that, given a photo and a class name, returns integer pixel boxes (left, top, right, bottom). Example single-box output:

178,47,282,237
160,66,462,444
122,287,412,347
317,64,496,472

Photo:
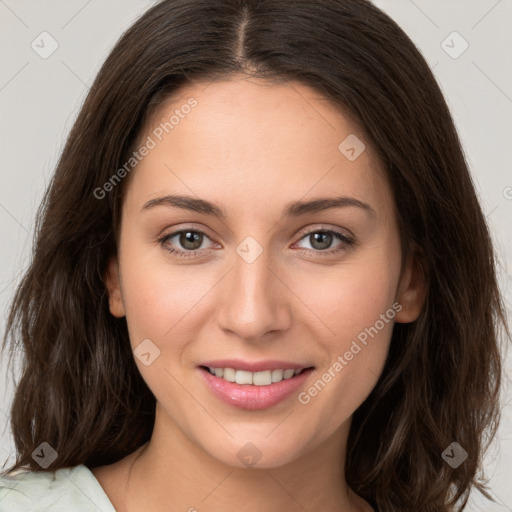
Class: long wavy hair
1,1,509,510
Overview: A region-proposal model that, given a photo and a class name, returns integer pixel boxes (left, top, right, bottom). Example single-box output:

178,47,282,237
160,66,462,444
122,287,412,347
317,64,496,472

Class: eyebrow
141,194,376,218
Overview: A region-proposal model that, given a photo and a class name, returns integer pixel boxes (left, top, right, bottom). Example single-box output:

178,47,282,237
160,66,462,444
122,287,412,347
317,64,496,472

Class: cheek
292,245,400,412
117,233,219,350
121,264,218,348
294,246,400,342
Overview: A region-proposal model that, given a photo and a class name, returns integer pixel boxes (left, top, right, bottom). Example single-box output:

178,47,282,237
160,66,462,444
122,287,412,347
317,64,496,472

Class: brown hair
1,1,509,510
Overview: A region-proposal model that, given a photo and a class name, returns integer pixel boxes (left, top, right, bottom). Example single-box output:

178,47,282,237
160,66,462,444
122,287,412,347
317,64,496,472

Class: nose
216,243,292,343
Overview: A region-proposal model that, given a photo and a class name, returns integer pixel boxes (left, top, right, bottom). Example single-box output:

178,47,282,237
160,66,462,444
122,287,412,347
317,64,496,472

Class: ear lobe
104,255,125,318
394,249,427,323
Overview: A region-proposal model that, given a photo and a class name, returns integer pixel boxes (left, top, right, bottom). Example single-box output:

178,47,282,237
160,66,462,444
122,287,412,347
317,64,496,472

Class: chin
202,435,307,470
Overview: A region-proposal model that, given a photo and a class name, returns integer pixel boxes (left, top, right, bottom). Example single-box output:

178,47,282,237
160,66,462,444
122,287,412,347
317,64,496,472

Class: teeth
223,368,235,382
235,370,253,385
271,369,283,382
253,371,272,386
283,369,295,379
206,367,305,386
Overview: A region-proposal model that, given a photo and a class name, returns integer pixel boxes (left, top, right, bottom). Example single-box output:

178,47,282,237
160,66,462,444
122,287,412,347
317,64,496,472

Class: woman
0,0,508,510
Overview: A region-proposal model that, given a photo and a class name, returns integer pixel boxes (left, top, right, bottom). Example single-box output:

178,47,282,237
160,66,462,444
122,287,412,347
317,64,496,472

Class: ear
104,255,126,318
394,248,427,323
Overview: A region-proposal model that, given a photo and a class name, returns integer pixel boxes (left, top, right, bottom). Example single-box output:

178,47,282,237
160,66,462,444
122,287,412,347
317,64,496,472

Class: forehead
125,77,392,221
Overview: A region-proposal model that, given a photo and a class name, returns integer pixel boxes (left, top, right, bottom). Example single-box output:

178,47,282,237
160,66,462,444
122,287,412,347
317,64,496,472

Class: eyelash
158,227,355,259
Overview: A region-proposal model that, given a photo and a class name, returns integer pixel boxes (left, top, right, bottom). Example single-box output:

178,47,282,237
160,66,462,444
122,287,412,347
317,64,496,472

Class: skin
93,75,426,512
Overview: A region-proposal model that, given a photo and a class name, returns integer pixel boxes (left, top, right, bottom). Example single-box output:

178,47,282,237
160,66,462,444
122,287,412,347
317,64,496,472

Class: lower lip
199,367,314,410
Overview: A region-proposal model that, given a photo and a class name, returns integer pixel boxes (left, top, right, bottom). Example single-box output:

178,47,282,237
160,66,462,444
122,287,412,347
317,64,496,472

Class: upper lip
200,359,314,372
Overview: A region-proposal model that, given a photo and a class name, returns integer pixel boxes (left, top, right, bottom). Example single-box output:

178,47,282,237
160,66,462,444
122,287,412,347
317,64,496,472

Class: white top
0,464,116,511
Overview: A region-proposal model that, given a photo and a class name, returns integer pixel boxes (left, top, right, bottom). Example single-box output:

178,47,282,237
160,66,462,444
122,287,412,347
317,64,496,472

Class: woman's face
106,76,424,468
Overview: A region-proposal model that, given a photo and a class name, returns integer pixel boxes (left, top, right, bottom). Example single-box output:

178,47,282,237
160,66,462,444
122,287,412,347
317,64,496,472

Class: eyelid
158,223,216,242
294,223,354,241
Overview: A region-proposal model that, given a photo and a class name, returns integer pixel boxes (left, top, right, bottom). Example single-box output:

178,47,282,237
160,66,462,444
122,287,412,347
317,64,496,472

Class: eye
293,228,354,256
158,226,355,259
158,229,215,259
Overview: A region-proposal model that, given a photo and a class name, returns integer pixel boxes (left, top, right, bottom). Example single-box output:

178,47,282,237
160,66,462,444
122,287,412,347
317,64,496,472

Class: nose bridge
217,236,290,340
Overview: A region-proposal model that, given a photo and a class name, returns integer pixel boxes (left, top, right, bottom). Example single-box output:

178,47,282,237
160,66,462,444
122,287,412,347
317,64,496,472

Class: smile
198,363,315,410
203,366,306,386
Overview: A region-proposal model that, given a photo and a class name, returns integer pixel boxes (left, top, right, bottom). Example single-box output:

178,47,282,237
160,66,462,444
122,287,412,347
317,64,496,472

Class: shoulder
0,464,116,511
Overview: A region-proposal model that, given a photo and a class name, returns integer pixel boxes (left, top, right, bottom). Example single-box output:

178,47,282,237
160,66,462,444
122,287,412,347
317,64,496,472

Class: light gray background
0,0,511,510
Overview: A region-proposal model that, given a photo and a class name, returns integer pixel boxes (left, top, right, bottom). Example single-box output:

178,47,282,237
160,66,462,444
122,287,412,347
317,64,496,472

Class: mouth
198,363,315,410
199,365,311,386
